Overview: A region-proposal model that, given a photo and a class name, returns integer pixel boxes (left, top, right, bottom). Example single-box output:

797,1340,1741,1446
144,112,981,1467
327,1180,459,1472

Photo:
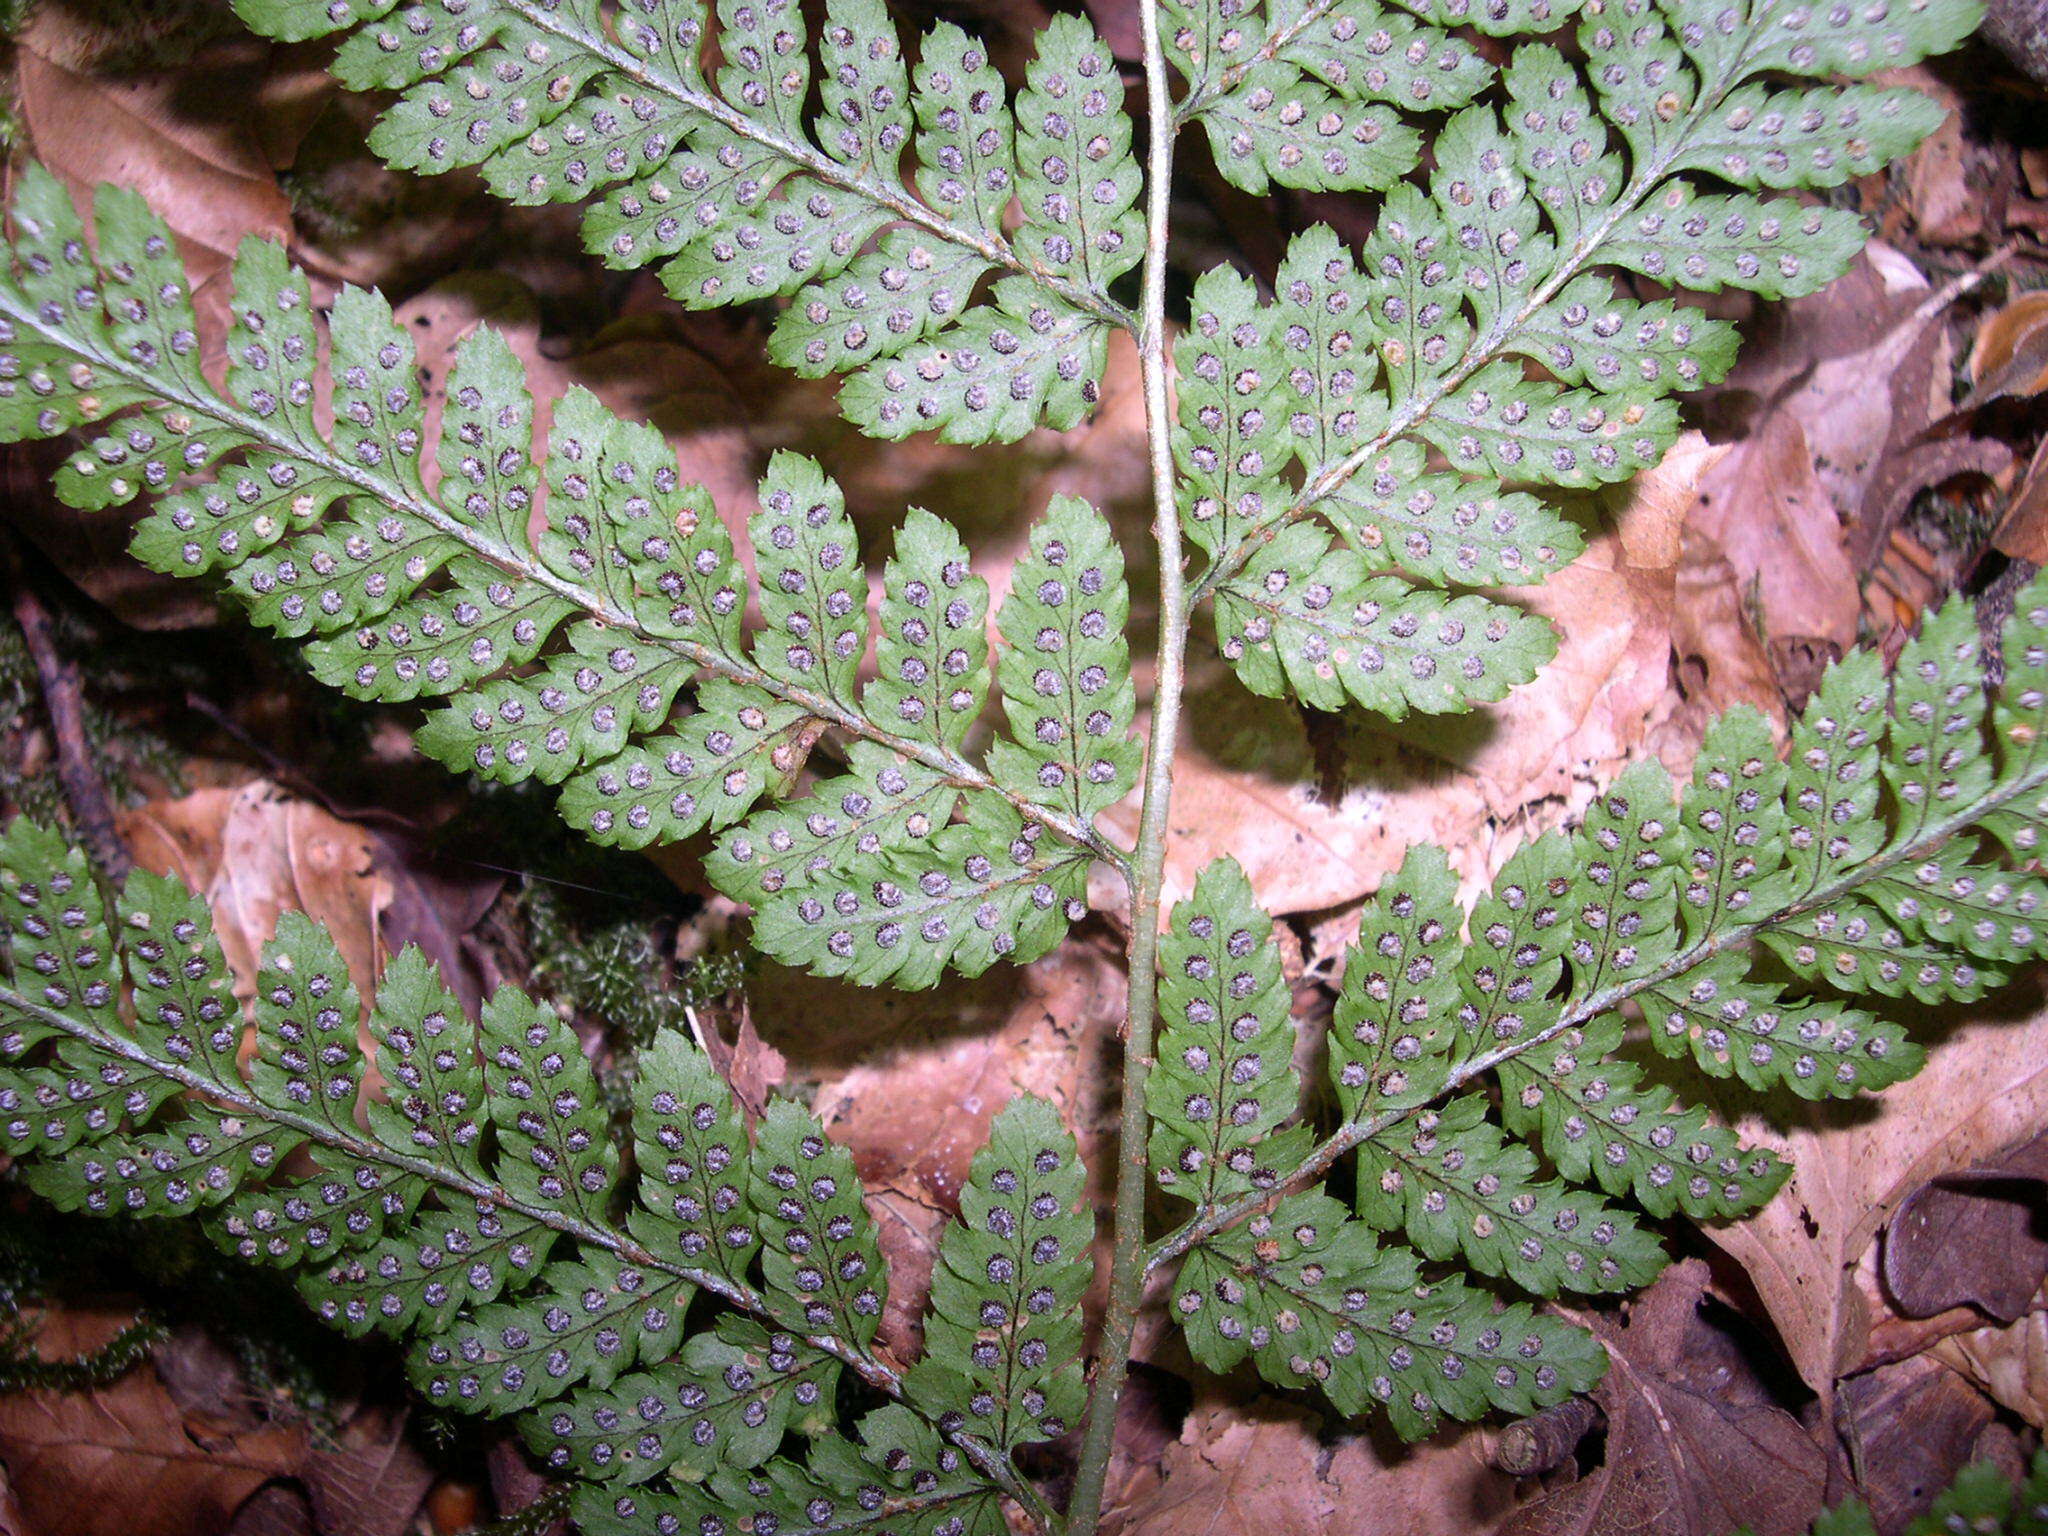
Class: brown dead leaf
1704,246,1993,588
119,780,393,1007
0,1307,306,1536
16,5,291,312
1671,533,1788,728
302,1406,434,1536
1839,1352,2011,1531
1107,1398,1518,1536
1996,439,2048,565
1882,1130,2048,1322
1934,1304,2048,1428
1499,1262,1826,1536
1691,413,1860,663
1968,291,2048,405
1899,74,1983,247
757,942,1124,1353
1705,990,2048,1397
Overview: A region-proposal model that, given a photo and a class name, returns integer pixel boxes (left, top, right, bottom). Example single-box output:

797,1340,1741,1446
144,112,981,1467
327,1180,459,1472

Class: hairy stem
1065,0,1185,1528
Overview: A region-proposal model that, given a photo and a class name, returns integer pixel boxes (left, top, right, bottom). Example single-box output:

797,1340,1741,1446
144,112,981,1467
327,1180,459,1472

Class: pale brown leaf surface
16,5,290,297
119,779,394,1005
1934,1304,2048,1428
1107,1398,1519,1536
1706,994,2048,1396
756,941,1125,1351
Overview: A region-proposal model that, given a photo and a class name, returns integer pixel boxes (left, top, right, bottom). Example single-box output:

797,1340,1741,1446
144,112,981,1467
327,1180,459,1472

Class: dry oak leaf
1883,1130,2048,1323
1838,1351,2017,1531
1106,1398,1518,1536
0,1307,306,1536
1704,991,2048,1397
1935,1303,2048,1429
1968,291,2048,408
1498,1261,1826,1536
1691,411,1861,666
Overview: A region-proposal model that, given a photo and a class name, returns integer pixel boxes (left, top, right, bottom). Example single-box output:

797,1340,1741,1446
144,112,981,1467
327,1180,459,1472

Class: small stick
1492,1396,1603,1476
2,535,129,881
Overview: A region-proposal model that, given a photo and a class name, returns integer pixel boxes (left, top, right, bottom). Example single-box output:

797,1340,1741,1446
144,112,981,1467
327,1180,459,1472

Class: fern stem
1142,734,2048,1274
498,0,1137,333
1065,0,1186,1527
0,284,1124,878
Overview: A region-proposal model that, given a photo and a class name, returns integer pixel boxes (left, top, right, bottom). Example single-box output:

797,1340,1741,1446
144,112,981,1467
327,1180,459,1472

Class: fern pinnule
1174,0,1971,724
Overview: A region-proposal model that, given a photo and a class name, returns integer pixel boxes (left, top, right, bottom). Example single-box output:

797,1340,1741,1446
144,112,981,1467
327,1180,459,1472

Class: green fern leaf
1148,858,1310,1206
628,1033,762,1286
1497,1015,1787,1220
235,0,1134,445
907,1095,1092,1450
414,1253,691,1415
575,1404,1009,1536
751,1101,888,1344
1214,524,1556,717
0,166,1118,991
1330,844,1464,1118
751,794,1091,989
529,1318,841,1485
1356,1094,1665,1294
1172,1191,1606,1437
0,818,1032,1523
1174,0,1963,723
1640,954,1920,1098
989,496,1140,824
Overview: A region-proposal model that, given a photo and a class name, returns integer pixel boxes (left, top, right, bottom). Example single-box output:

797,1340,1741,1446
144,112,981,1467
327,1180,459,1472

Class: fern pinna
0,0,2001,1525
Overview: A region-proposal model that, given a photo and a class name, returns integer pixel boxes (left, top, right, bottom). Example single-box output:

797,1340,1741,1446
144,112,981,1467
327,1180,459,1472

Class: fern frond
1171,1190,1606,1438
1176,0,1972,720
0,165,1135,989
1151,574,2048,1436
0,821,1093,1526
234,0,1137,445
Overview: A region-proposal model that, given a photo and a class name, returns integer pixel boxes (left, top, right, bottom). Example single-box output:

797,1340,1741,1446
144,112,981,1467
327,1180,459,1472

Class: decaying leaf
1497,1263,1825,1536
1706,996,2048,1395
1883,1131,2048,1322
0,1307,306,1536
1108,1398,1519,1536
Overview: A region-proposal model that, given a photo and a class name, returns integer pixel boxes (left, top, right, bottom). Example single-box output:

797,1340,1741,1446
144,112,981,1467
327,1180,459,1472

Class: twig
1,533,129,881
1491,1397,1602,1476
